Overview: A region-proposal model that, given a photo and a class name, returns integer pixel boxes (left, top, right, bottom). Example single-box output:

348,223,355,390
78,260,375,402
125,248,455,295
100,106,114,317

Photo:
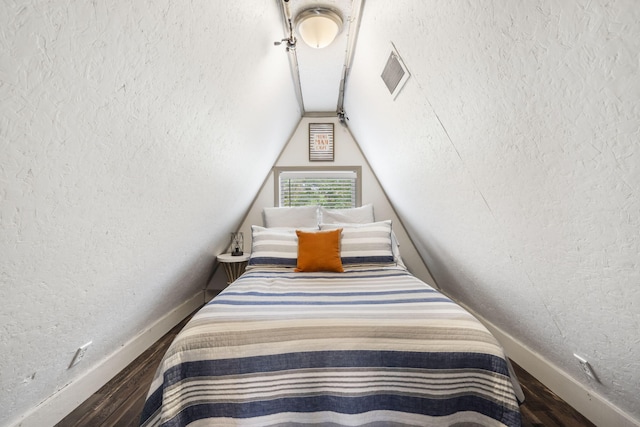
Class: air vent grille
381,45,410,98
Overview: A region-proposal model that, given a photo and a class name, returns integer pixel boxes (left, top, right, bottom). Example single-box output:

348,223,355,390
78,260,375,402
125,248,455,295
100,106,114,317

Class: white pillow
319,204,374,224
320,220,395,267
263,206,319,228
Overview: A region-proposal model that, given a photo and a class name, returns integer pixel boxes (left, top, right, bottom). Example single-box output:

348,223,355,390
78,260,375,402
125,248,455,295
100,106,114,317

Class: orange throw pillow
295,229,344,273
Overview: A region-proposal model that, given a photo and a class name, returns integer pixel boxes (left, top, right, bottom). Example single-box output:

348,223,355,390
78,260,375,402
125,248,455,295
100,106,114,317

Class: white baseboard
472,310,639,427
11,292,204,427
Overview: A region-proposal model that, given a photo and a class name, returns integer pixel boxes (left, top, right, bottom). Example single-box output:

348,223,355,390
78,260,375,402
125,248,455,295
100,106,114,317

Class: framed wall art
309,123,334,162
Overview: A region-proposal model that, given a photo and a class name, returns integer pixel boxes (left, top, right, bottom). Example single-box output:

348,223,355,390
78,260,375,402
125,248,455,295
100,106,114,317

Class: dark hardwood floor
54,314,194,427
512,362,595,427
57,312,596,427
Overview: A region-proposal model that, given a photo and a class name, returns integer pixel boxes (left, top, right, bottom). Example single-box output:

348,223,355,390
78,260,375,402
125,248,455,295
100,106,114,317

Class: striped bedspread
140,267,522,426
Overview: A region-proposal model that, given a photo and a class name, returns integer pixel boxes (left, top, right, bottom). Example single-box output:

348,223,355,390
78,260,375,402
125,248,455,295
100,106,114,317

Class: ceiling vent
381,44,410,99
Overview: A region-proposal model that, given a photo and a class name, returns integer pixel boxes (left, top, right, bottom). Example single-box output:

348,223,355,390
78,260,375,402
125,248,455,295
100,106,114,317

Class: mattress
140,266,522,426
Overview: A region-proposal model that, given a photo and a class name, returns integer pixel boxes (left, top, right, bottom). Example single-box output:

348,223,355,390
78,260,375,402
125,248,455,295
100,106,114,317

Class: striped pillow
247,226,299,268
320,220,395,267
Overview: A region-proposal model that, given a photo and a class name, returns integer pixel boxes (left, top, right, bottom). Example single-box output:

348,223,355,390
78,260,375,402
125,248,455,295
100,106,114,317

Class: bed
140,207,523,427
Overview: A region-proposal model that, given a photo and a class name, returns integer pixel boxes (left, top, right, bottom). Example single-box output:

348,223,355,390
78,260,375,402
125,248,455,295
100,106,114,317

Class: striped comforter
140,267,522,426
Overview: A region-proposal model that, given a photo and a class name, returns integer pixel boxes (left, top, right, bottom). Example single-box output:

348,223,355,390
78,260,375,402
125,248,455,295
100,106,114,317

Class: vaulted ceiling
2,1,639,426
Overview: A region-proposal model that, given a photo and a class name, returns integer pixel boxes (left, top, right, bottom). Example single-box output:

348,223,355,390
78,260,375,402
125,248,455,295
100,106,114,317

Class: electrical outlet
69,341,92,368
574,353,598,382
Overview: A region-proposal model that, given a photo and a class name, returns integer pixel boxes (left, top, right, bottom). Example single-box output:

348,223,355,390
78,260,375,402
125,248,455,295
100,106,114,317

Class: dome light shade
295,8,343,49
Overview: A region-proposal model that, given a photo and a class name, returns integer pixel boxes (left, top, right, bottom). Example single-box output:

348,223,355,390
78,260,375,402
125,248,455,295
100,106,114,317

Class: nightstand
217,253,250,284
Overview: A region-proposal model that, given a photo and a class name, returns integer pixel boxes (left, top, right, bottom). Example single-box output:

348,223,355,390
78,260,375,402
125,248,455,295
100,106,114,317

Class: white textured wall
0,1,299,424
346,0,640,421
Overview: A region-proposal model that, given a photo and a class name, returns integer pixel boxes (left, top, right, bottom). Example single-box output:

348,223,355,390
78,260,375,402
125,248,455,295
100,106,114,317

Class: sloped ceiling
1,2,300,425
2,1,639,425
343,1,640,423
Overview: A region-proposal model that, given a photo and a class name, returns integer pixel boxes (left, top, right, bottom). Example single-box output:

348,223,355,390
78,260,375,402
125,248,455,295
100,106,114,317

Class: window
274,166,361,208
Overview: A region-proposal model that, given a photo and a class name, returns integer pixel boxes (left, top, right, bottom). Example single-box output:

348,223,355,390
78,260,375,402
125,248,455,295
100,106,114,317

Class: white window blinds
277,169,360,209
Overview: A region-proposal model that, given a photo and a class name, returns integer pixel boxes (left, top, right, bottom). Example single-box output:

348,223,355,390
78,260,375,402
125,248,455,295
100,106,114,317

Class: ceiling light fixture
295,8,343,49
